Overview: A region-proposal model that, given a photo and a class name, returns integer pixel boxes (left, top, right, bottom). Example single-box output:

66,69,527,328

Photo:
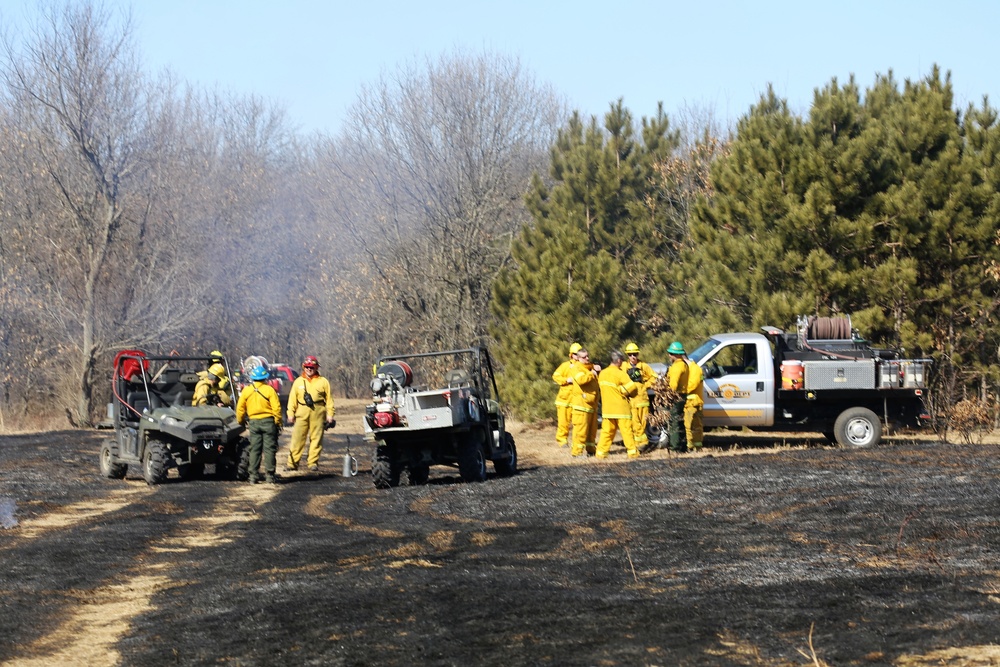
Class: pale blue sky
8,1,999,136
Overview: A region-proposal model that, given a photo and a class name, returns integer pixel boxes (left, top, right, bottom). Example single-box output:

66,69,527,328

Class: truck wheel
178,462,205,481
372,445,400,489
492,432,518,477
142,440,170,485
99,439,128,479
833,407,882,448
458,441,487,483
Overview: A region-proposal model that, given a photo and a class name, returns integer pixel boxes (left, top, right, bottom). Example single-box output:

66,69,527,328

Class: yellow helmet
208,363,226,379
624,343,640,355
568,342,582,356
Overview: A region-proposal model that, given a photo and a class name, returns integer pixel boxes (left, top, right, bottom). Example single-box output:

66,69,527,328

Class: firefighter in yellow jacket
596,350,641,459
624,343,656,449
569,348,601,456
235,364,282,484
552,342,581,447
192,363,231,407
684,353,705,451
285,356,336,472
666,341,691,452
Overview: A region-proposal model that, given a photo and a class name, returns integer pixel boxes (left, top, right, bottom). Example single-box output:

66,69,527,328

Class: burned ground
1,400,1000,666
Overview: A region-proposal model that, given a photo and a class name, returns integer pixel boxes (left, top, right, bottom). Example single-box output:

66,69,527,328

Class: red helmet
303,355,319,369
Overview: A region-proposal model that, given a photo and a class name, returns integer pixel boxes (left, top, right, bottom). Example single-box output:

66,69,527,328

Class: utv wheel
142,440,170,484
833,407,882,449
492,432,518,478
178,462,205,481
407,464,430,486
99,439,128,479
372,445,400,489
234,438,250,481
458,441,487,483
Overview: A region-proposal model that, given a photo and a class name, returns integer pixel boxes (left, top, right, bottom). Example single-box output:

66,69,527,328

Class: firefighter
285,356,336,472
235,364,282,484
596,350,640,459
684,351,705,451
666,341,690,453
623,343,657,451
207,350,230,391
552,342,582,447
569,348,601,456
192,363,231,407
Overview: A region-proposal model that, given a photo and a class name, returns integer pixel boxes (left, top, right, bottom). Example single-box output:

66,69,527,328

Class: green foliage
491,103,681,418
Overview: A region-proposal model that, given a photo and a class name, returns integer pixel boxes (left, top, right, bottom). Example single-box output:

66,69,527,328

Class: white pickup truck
650,317,931,448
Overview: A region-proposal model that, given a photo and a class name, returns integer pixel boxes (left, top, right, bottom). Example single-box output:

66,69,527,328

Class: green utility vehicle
100,351,249,484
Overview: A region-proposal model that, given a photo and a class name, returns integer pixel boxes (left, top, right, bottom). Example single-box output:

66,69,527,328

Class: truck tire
142,439,170,484
492,432,518,478
833,407,882,449
99,439,128,479
458,441,487,483
372,445,400,489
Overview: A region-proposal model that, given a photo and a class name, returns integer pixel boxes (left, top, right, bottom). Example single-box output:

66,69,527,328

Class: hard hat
248,365,269,381
668,341,686,355
569,342,582,356
209,350,223,360
624,343,640,355
303,355,319,368
208,363,226,379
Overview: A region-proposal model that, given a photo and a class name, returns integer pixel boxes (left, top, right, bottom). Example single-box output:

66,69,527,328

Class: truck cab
690,333,776,428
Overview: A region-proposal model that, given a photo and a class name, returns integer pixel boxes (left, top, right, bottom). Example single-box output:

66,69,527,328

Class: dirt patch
1,399,1000,665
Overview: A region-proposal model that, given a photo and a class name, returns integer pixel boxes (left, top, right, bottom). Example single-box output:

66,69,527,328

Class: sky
6,0,1000,137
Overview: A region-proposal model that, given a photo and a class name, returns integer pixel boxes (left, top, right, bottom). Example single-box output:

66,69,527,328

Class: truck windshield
688,338,720,363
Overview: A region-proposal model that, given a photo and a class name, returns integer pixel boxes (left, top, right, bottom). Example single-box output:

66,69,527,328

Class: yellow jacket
667,358,690,394
192,380,231,407
288,375,336,421
598,365,639,419
552,359,577,407
685,360,704,407
235,381,281,424
570,362,600,413
626,360,657,408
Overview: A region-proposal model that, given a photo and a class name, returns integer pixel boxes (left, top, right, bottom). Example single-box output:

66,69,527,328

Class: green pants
247,418,278,477
667,401,687,452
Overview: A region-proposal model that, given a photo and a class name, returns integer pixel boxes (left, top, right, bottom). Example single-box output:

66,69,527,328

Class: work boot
283,463,297,472
691,442,703,450
308,464,319,472
265,473,277,484
585,445,597,457
248,474,259,485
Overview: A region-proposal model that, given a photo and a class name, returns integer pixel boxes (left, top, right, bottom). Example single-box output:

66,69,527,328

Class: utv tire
458,441,487,483
99,439,128,479
833,407,882,449
407,463,430,486
372,445,400,489
492,432,518,478
234,438,250,481
178,462,205,481
142,439,170,485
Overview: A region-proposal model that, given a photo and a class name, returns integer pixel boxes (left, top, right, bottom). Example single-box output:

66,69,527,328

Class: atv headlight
162,416,179,426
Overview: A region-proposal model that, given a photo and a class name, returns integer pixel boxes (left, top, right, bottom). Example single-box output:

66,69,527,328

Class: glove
276,421,284,434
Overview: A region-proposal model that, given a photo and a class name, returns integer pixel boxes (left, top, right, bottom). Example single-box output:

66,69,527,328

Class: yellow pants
684,402,704,449
597,417,637,458
570,409,597,456
555,404,573,446
631,404,649,447
287,405,327,468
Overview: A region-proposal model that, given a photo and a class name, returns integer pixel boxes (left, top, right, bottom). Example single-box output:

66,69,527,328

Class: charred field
1,399,1000,666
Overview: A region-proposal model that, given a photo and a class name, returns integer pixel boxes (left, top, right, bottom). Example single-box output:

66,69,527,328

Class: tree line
1,2,995,431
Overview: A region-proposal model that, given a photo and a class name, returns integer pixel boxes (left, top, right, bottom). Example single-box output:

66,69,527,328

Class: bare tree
0,3,214,424
309,50,565,389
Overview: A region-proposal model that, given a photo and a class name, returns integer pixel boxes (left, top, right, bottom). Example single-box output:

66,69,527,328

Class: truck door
699,340,774,427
